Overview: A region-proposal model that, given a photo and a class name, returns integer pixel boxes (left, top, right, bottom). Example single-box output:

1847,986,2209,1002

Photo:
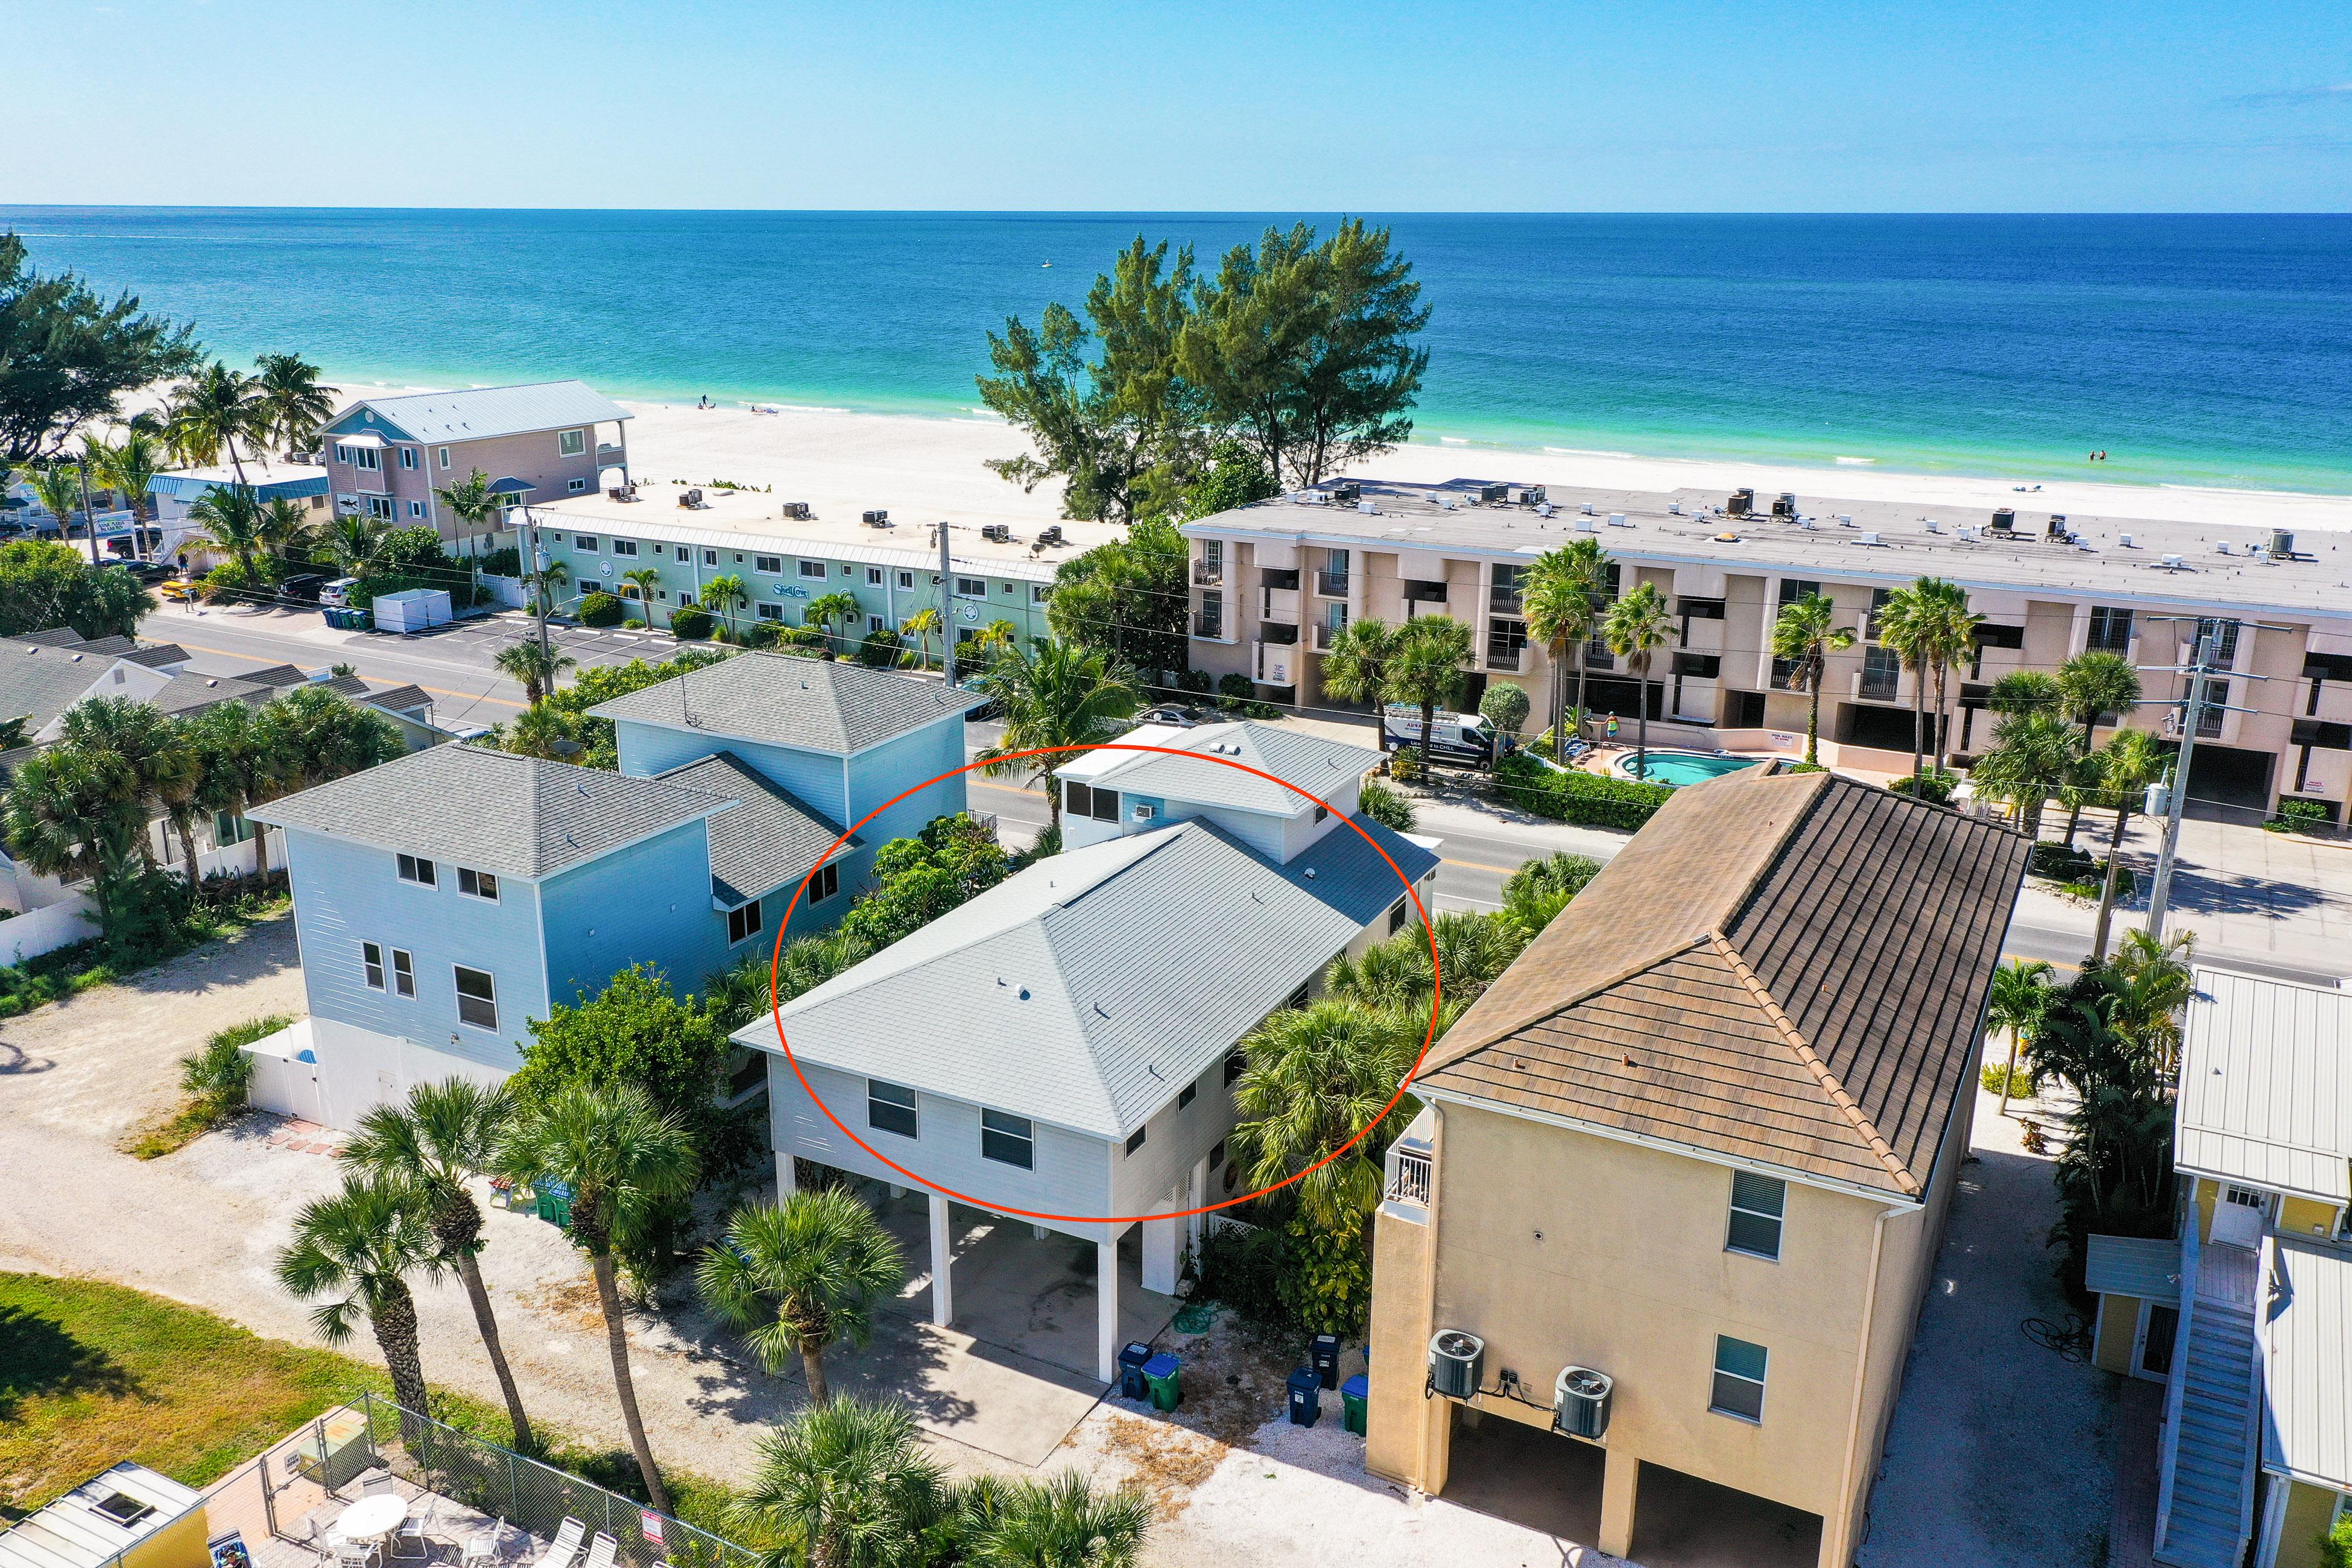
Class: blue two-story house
250,653,972,1129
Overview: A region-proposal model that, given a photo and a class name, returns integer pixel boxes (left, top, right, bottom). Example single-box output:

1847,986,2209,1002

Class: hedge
576,591,624,627
1494,751,1673,830
669,605,714,639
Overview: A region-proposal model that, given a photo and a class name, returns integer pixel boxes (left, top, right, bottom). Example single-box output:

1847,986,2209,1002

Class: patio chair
361,1473,400,1497
536,1519,586,1568
582,1532,618,1568
334,1541,381,1568
393,1499,435,1560
461,1519,508,1568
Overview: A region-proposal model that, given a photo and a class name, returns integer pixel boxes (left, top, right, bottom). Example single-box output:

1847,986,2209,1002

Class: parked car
1382,705,1498,768
319,577,360,609
955,674,1004,721
116,560,177,584
1136,703,1206,729
279,573,327,604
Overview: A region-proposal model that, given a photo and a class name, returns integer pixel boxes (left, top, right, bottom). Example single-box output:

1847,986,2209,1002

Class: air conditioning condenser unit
1427,1331,1484,1400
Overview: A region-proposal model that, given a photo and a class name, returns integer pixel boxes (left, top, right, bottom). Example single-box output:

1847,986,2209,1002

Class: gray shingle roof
0,639,110,729
12,628,86,648
748,815,1438,1138
362,683,433,715
249,744,735,879
1073,721,1386,817
74,636,135,657
588,653,971,754
324,381,630,445
240,663,309,688
657,751,860,908
116,643,190,669
148,671,271,716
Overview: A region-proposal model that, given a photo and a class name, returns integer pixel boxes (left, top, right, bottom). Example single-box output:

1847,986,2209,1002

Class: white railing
2153,1210,2202,1557
1387,1146,1432,1207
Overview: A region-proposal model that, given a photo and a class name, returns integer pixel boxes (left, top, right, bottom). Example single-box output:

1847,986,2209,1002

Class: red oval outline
766,741,1442,1227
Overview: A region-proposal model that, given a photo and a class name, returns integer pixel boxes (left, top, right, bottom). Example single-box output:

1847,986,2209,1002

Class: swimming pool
1611,750,1769,787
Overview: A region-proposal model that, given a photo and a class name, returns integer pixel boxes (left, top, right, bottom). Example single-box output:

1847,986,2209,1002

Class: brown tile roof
1418,767,2031,1200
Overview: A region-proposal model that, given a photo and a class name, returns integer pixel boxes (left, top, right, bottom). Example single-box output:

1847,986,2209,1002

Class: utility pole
939,522,956,689
528,499,552,660
72,460,102,567
2144,632,2216,944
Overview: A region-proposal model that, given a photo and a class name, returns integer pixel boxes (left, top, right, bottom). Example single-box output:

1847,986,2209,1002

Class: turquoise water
1617,751,1769,787
6,210,2350,493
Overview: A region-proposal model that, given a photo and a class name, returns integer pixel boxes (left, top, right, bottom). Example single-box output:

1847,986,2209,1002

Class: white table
333,1496,411,1549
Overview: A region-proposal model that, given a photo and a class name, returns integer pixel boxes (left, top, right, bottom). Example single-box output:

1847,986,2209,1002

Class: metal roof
2177,969,2352,1204
657,751,860,909
2260,1235,2352,1491
323,381,630,444
2085,1233,2183,1304
0,1463,203,1568
148,467,329,501
537,502,1066,583
750,814,1438,1139
1060,721,1388,818
587,652,972,756
250,742,733,880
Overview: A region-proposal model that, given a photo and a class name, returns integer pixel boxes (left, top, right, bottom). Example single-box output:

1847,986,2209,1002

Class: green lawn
0,1273,753,1547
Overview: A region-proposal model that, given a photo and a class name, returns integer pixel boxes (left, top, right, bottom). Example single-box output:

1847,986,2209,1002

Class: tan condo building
1364,764,2030,1566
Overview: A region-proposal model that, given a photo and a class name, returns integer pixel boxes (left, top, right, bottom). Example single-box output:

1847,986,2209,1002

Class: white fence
479,574,530,610
244,1018,327,1123
0,894,100,966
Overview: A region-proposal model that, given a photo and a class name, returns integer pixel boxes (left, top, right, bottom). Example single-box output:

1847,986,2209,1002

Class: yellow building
1365,765,2029,1567
0,1464,210,1568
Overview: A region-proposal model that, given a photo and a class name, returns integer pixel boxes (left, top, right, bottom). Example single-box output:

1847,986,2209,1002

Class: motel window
1031,585,1050,604
727,899,763,945
397,853,437,887
868,615,885,633
612,539,639,557
365,497,395,520
457,867,499,902
866,567,884,586
756,555,783,574
674,546,691,560
333,444,348,463
399,447,417,469
957,576,986,598
868,1079,918,1139
809,862,840,903
453,966,498,1031
1001,581,1016,595
981,1108,1034,1169
408,501,425,519
1710,1336,1768,1423
437,447,450,469
841,563,855,576
362,941,385,990
2087,606,2133,654
1124,1126,1147,1156
567,478,586,493
704,549,719,566
352,447,381,472
1064,780,1093,818
391,949,415,999
756,602,783,622
898,571,915,590
1726,1171,1786,1260
576,536,599,554
1177,1083,1196,1111
1388,897,1408,935
798,560,826,579
213,811,253,846
558,429,587,457
1225,1049,1245,1086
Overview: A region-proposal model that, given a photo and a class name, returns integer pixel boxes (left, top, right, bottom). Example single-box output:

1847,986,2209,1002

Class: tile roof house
750,718,1439,1383
1367,765,2029,1568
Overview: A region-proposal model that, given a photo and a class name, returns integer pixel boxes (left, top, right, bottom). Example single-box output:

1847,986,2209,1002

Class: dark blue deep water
7,210,2349,492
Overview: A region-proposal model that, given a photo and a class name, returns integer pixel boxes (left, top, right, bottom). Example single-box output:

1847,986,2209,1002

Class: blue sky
12,0,2350,210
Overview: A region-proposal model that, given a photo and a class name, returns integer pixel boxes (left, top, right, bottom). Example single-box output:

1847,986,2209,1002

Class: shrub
2318,1511,2352,1568
622,618,646,630
1890,768,1958,804
1216,672,1256,706
1277,1211,1371,1336
741,619,782,648
477,546,522,577
200,558,273,604
1494,751,1672,830
1478,683,1531,738
1388,745,1424,786
2268,798,2331,833
1196,1221,1287,1325
2028,841,2098,882
1980,1061,2035,1097
1359,780,1415,832
668,605,713,640
576,591,624,627
857,626,902,666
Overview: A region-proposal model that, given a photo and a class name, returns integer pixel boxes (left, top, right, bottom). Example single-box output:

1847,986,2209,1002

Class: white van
1382,705,1497,767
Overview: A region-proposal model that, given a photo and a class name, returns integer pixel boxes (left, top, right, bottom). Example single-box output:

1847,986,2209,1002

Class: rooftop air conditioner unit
861,508,888,525
1478,484,1508,505
1990,508,2015,532
1038,525,1064,546
782,501,811,519
2119,533,2134,549
1358,500,1377,514
1835,514,1854,526
1607,513,1627,528
2160,553,2186,569
1131,803,1157,821
1428,1331,1484,1400
1576,516,1597,533
1580,502,1596,516
1667,501,1683,514
1331,481,1361,504
2271,529,2296,558
981,523,1011,543
1297,490,1326,505
678,487,704,509
1859,531,1882,546
2216,542,2233,556
1536,502,1554,518
1924,517,1941,533
1526,485,1547,505
1956,525,1979,541
1727,488,1754,516
1554,1366,1614,1441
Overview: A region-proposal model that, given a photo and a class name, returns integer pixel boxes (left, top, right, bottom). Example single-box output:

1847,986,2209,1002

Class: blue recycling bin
1118,1341,1153,1400
1286,1366,1321,1427
1311,1332,1342,1389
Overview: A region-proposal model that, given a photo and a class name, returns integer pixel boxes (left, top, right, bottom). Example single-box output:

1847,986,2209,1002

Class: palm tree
183,484,268,593
313,514,391,578
89,428,164,533
1987,669,2061,719
2,746,145,926
493,639,577,706
896,605,940,670
803,591,862,658
702,572,751,640
259,497,312,564
1987,958,2053,1119
1876,580,1939,782
1231,999,1423,1230
1520,538,1608,759
58,697,198,874
978,1470,1153,1568
188,698,294,879
697,1189,905,1405
522,557,572,622
499,706,582,760
974,618,1020,659
2104,928,2196,1077
975,640,1140,830
1317,617,1397,747
343,1078,534,1453
26,460,86,551
1915,578,1982,774
1602,583,1673,780
254,353,339,455
728,1397,950,1568
275,1174,443,1418
1383,616,1473,772
437,468,500,572
2088,728,2167,960
496,1083,697,1513
621,567,664,626
2053,651,2143,846
262,685,405,789
1768,593,1856,767
168,361,268,485
1970,709,2077,839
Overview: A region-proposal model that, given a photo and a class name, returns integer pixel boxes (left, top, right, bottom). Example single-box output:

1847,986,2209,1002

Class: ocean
7,209,2350,494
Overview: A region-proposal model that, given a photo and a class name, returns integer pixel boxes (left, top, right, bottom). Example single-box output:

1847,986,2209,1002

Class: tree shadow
0,1303,142,1423
0,1040,57,1075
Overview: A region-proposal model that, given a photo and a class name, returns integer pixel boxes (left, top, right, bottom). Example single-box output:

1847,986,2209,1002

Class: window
365,496,395,521
798,560,826,580
213,810,253,846
2193,617,2242,665
1124,1126,1147,1155
399,446,417,469
1388,897,1408,934
391,948,415,998
1726,1171,1785,1260
1209,1138,1225,1169
728,899,763,945
867,615,885,633
704,549,719,566
457,867,499,902
575,536,599,554
437,446,450,470
1775,577,1821,609
352,447,381,472
1861,645,1903,699
397,853,437,887
754,555,782,574
1001,581,1015,595
611,539,639,557
566,478,585,493
957,576,987,598
843,563,855,576
898,571,915,590
1710,1336,1768,1422
558,428,587,457
981,1108,1034,1168
756,602,783,622
1177,1083,1196,1110
1064,780,1093,818
454,966,498,1031
868,1079,918,1138
1314,804,1328,823
2087,606,2133,654
406,500,425,519
867,567,884,586
1225,1049,1245,1086
362,941,386,990
675,545,692,560
1031,585,1050,604
1090,787,1118,823
808,862,840,902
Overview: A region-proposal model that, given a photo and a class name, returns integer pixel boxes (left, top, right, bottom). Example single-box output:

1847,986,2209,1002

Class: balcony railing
1260,587,1300,625
1193,560,1224,586
1191,612,1226,640
1315,571,1350,598
1312,621,1340,651
1859,672,1901,701
1381,1107,1437,1222
1388,1147,1432,1207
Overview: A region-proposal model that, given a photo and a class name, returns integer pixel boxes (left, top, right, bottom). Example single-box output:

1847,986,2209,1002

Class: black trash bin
1286,1366,1321,1427
1310,1332,1342,1389
1118,1341,1154,1401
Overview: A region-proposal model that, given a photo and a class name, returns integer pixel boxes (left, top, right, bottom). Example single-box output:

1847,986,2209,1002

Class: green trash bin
1143,1353,1181,1412
1340,1373,1369,1436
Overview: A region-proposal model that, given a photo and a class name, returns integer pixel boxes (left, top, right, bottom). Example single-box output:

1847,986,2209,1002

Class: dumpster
1311,1332,1342,1389
1118,1342,1154,1401
1286,1367,1321,1427
1341,1373,1369,1436
1143,1353,1181,1412
535,1177,573,1228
